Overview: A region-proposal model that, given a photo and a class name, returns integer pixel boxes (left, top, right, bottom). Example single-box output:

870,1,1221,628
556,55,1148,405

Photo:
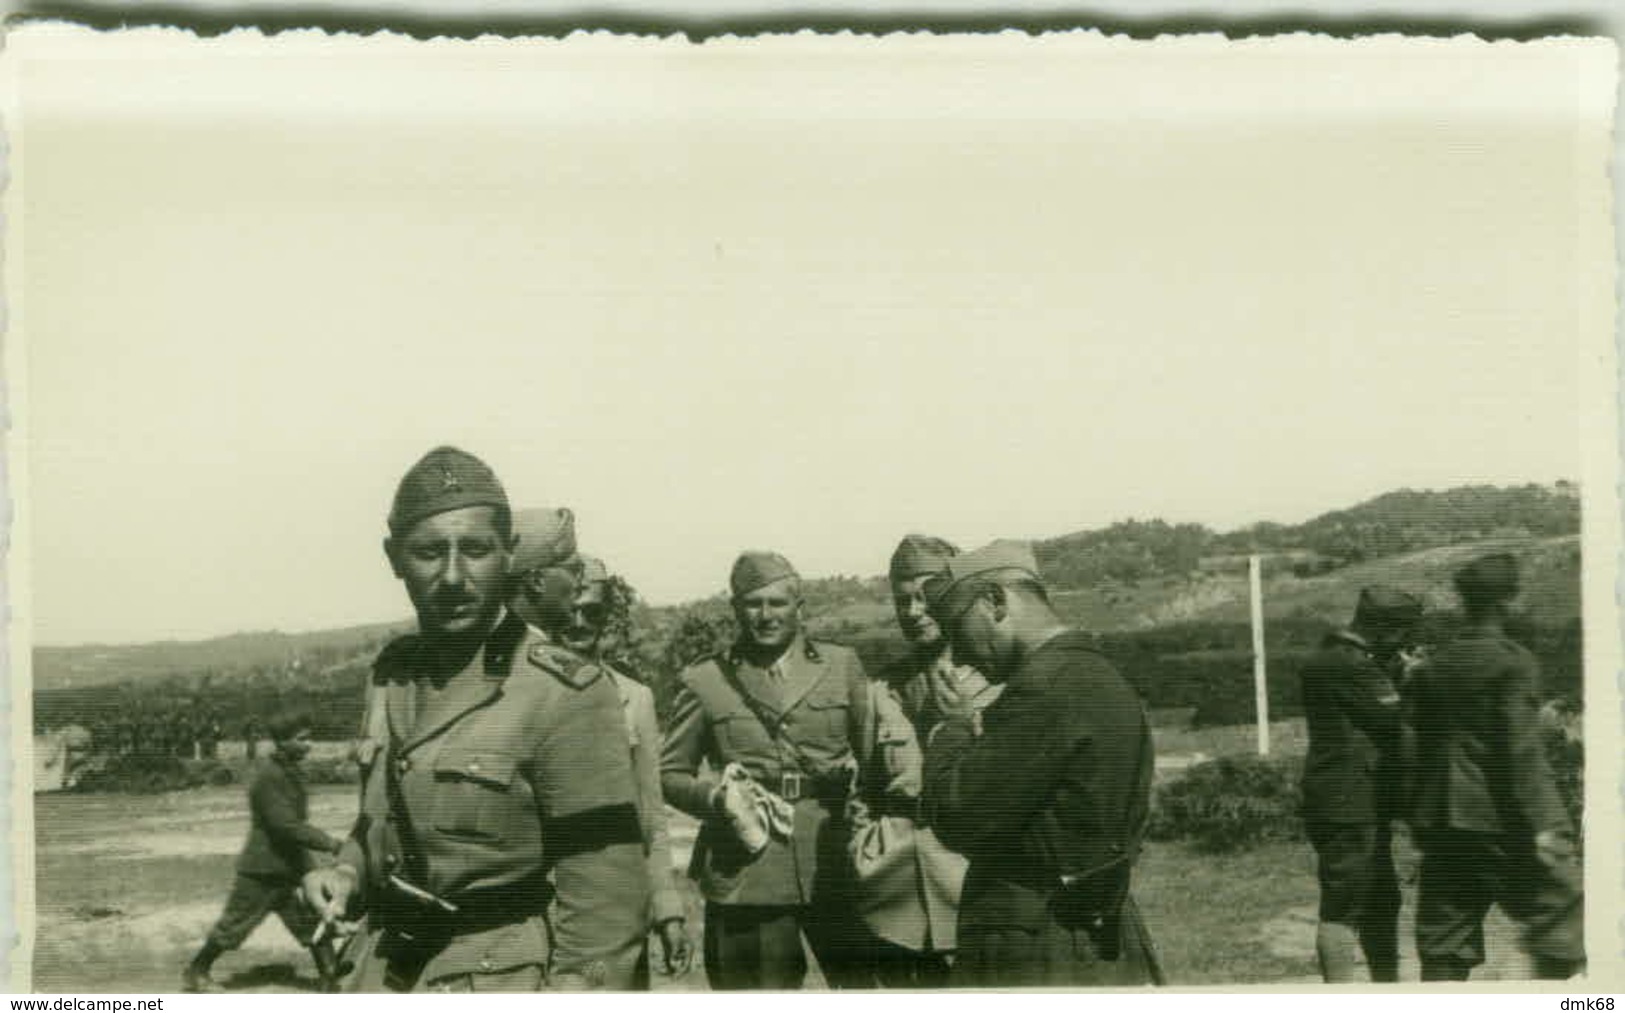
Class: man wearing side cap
844,535,998,987
503,514,694,987
300,447,649,992
660,551,883,990
1298,586,1422,983
921,540,1161,987
1408,552,1584,981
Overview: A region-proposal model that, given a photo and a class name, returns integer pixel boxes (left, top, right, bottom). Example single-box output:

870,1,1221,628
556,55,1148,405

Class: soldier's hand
926,662,979,725
302,865,358,923
1535,829,1577,870
657,919,693,977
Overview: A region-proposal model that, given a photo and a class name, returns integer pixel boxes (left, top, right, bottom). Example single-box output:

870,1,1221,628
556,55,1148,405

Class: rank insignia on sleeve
527,643,603,689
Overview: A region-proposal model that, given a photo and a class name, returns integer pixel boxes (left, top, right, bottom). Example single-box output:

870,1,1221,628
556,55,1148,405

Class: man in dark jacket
1299,586,1422,982
184,708,345,992
1409,553,1583,980
921,540,1161,987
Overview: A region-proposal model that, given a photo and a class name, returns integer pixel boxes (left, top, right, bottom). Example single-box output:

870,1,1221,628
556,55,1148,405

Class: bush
75,756,232,794
1148,754,1304,852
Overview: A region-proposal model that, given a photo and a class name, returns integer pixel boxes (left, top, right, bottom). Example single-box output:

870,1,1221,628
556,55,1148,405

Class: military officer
659,551,877,990
1409,553,1584,981
847,535,998,987
503,513,694,986
1298,586,1422,983
301,447,649,992
922,541,1161,987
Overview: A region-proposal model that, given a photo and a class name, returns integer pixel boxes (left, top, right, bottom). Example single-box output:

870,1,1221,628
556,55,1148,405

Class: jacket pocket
804,693,853,743
430,747,521,842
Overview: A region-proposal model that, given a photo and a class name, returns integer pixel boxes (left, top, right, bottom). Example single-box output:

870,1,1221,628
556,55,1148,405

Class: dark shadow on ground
218,961,319,992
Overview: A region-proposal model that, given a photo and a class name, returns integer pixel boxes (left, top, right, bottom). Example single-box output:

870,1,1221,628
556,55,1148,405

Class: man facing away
1298,586,1422,983
921,540,1162,987
301,446,649,991
1408,552,1584,981
659,551,882,990
503,506,693,986
185,707,344,992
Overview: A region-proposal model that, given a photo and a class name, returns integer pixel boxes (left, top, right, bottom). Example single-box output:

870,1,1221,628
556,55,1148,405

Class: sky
7,27,1615,646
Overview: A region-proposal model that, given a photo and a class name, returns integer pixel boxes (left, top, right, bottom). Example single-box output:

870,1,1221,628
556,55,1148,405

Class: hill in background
33,482,1583,739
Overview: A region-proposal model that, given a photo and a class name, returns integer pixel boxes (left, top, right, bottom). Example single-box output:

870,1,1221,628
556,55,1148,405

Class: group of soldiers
86,707,225,763
184,442,1584,992
1300,559,1584,983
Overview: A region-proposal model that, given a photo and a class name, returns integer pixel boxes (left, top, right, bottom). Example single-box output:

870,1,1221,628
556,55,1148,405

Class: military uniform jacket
236,754,342,880
659,636,867,906
609,669,687,927
924,631,1154,934
848,650,979,952
1298,631,1404,825
1409,629,1570,837
338,612,649,990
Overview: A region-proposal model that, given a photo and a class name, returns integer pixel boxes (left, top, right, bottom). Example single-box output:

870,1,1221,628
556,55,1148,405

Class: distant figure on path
184,707,345,993
1409,553,1584,980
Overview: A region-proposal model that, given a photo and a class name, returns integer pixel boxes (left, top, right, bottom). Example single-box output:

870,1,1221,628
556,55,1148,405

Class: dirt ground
31,783,1531,993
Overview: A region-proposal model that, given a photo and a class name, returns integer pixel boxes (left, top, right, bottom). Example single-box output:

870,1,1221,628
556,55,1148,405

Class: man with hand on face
301,447,649,992
660,551,878,990
1409,553,1584,981
1298,586,1422,983
921,541,1162,987
503,510,694,986
845,535,999,987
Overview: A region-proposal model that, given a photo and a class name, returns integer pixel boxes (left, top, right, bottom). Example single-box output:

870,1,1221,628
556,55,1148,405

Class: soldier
1409,553,1584,980
1298,586,1422,983
503,510,694,986
184,707,345,992
659,551,879,990
921,541,1161,987
847,535,999,987
300,446,649,992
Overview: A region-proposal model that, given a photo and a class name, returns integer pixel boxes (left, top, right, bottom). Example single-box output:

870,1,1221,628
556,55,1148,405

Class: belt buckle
780,772,802,802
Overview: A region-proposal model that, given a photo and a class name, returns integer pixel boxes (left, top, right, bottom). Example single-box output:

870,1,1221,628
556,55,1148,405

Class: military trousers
702,902,870,990
206,873,320,950
1306,820,1401,969
1415,829,1583,977
861,935,951,989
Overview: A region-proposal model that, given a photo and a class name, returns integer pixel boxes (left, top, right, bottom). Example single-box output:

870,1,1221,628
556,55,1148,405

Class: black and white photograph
4,20,1618,994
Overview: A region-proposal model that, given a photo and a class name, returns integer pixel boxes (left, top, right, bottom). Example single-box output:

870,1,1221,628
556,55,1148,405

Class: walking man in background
1409,552,1584,980
660,551,878,990
184,707,345,992
503,507,693,986
922,541,1161,987
1298,586,1422,982
301,447,649,991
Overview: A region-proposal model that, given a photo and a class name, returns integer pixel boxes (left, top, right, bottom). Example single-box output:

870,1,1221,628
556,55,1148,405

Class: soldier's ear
384,537,405,579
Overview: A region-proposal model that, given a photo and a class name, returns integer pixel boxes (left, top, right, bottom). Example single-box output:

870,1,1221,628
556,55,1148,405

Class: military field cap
1454,552,1521,605
388,446,509,536
579,556,610,585
924,539,1041,622
574,556,610,605
1352,585,1424,631
889,534,960,583
510,507,578,576
730,551,800,598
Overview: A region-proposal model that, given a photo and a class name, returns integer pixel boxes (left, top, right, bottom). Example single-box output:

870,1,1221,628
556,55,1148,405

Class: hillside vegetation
35,483,1584,752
